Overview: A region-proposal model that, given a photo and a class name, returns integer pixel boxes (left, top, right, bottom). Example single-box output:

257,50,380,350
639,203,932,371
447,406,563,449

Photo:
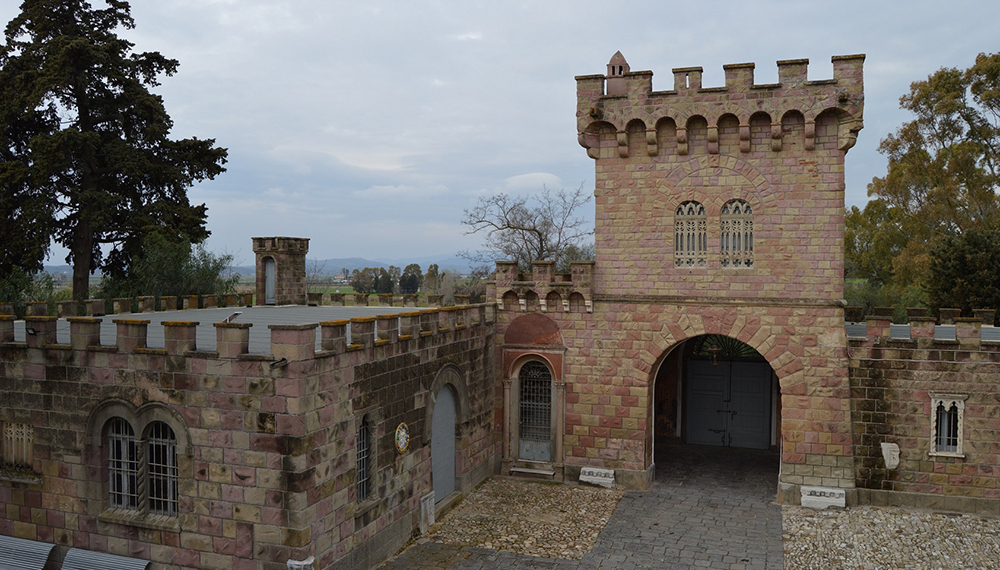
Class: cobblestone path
379,445,783,570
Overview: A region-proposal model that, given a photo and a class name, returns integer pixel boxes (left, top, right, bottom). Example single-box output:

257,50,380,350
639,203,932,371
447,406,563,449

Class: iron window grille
720,200,754,267
108,418,139,510
519,361,552,443
929,393,967,457
675,201,707,267
147,422,179,516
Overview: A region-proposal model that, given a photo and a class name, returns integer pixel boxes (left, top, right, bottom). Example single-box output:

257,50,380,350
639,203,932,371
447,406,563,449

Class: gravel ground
425,477,1000,569
782,505,1000,570
428,477,624,560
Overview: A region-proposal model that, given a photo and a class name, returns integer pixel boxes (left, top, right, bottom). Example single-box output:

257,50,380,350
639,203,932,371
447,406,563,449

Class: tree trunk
71,220,93,301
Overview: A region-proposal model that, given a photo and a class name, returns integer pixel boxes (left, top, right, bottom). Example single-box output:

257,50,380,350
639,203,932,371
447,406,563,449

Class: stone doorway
653,335,780,454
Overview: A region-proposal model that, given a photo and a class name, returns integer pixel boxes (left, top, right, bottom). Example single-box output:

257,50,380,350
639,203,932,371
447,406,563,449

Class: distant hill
47,254,475,279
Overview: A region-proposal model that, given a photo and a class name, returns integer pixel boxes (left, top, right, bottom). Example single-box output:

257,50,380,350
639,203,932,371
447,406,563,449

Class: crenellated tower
576,53,864,303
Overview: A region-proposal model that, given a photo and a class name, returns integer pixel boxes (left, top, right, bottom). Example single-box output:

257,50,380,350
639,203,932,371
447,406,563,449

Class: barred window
147,422,178,516
675,201,707,267
108,418,139,510
720,200,754,267
929,393,967,457
357,415,372,502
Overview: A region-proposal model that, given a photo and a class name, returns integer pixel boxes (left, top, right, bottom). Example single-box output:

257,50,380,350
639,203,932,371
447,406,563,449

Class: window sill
354,496,381,519
98,509,180,531
0,468,42,485
929,450,965,459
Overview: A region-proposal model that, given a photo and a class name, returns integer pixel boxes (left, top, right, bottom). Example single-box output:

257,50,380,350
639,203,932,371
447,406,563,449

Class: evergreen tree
0,0,227,299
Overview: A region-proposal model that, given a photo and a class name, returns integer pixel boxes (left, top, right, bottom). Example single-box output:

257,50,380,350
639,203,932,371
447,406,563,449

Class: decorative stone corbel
707,125,719,154
804,120,816,151
676,127,688,156
579,131,601,160
838,119,863,152
739,124,751,153
617,131,629,158
645,128,657,156
770,124,783,152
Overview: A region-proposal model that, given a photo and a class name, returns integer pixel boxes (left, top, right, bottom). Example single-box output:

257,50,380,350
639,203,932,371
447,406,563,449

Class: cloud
352,185,449,199
453,32,482,41
504,173,563,191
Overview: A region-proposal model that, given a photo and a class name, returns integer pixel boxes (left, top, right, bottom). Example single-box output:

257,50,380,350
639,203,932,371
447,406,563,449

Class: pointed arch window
929,394,967,457
675,201,706,267
720,199,753,267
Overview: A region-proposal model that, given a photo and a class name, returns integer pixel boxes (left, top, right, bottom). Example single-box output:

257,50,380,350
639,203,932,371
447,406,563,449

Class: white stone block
579,467,615,488
800,486,846,509
419,492,436,534
881,442,900,469
287,556,315,570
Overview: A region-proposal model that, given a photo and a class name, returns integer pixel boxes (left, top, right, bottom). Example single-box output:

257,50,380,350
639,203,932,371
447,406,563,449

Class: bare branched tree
461,184,594,271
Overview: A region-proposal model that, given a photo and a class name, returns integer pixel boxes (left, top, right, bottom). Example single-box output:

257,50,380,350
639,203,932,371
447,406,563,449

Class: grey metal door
518,361,552,462
432,386,456,503
686,360,771,449
264,258,276,305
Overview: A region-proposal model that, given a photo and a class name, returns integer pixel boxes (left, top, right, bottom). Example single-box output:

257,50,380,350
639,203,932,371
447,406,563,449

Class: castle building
2,53,1000,570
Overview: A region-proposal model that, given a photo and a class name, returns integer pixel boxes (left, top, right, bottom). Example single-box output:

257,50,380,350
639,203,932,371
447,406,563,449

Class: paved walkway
380,444,783,569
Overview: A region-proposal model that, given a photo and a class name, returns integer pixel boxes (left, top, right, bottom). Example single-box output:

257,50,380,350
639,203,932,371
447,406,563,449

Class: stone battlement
488,260,595,313
0,304,494,364
847,308,999,350
577,52,865,158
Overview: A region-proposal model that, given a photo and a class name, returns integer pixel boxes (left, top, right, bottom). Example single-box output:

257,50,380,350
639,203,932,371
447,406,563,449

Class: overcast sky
5,0,999,266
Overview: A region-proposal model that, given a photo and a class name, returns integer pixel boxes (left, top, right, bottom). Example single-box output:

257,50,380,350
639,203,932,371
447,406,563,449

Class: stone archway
652,334,780,456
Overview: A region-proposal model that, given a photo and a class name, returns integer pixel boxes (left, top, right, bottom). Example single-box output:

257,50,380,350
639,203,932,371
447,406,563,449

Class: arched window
720,199,754,267
147,421,178,516
107,418,138,510
518,361,553,462
675,201,706,267
357,415,372,501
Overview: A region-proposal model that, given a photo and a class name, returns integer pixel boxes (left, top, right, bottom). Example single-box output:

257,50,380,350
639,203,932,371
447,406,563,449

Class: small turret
606,51,630,96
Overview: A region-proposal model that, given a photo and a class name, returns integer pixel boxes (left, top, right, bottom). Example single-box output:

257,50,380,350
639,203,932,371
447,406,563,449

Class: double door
686,360,772,449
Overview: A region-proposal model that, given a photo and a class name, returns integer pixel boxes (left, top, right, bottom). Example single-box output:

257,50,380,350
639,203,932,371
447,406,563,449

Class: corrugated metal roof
845,323,866,338
0,535,56,570
889,324,911,339
984,326,1000,343
935,325,957,341
62,549,150,570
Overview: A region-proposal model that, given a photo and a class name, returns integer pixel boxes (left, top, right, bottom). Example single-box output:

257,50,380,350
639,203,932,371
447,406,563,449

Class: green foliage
927,228,1000,323
424,264,440,294
848,53,1000,299
0,268,69,317
348,268,377,295
844,279,925,323
0,0,227,299
95,233,238,301
399,263,422,294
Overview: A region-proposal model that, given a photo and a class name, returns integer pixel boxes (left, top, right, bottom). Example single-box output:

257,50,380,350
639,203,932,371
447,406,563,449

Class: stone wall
0,305,497,570
253,237,309,306
487,53,866,496
850,313,1000,514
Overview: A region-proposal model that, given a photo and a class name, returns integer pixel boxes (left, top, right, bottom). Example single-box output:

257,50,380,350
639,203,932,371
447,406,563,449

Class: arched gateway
491,51,865,505
653,335,777,452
